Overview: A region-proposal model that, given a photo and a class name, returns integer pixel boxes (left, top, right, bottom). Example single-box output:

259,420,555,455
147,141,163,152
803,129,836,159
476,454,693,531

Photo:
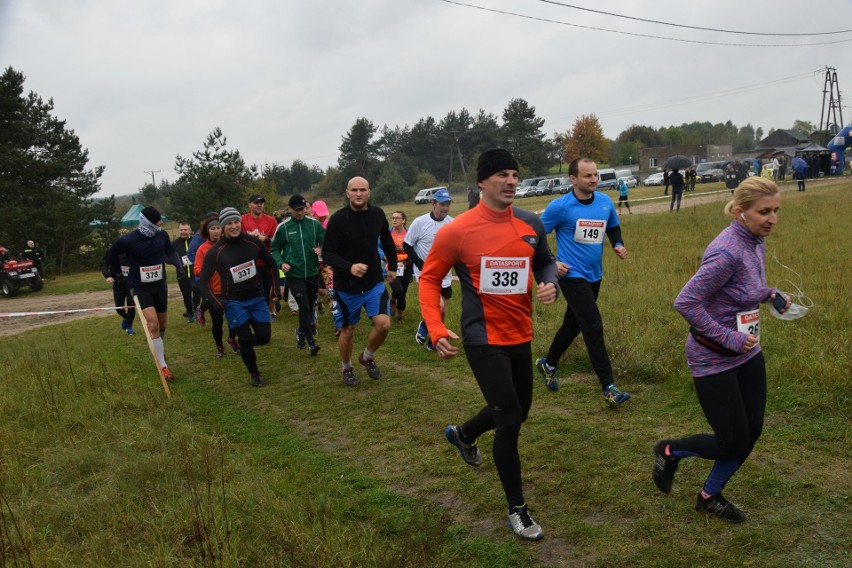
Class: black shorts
132,284,168,313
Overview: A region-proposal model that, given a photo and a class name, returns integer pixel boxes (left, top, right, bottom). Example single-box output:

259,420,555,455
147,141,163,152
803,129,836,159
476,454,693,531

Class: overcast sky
2,0,850,197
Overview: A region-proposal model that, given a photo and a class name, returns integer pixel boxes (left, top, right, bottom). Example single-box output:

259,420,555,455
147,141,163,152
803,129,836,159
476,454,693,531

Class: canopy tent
120,204,146,227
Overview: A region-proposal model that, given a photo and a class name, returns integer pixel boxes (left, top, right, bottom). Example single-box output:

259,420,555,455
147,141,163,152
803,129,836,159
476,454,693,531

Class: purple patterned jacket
674,221,777,377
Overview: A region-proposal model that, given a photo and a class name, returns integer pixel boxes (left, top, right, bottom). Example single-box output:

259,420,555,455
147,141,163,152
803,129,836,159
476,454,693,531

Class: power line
437,0,852,47
534,0,852,37
592,71,821,121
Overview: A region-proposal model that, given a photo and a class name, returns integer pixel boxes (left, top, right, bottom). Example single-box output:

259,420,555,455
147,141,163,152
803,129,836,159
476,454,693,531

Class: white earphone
741,213,746,220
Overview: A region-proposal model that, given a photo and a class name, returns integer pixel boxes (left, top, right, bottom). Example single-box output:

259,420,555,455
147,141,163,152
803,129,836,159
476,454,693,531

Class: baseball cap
432,188,452,203
288,194,308,209
249,194,265,203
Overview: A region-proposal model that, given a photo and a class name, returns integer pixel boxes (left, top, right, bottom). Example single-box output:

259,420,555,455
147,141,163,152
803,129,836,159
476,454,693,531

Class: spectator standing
172,222,198,323
670,168,685,212
22,240,43,274
535,158,631,407
616,177,632,214
467,185,480,209
663,169,670,196
322,176,397,387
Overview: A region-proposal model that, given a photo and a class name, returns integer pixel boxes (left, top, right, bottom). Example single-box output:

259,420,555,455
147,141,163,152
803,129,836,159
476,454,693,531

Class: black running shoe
652,441,680,494
695,492,746,523
295,327,307,349
251,373,265,388
358,353,381,379
309,343,321,356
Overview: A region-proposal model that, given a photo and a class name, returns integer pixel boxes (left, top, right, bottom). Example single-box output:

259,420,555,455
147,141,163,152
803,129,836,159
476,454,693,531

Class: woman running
194,217,239,357
653,177,789,522
388,210,412,324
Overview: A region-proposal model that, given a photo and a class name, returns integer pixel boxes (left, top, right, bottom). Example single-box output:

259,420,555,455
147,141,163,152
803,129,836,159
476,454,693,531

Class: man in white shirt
404,188,454,350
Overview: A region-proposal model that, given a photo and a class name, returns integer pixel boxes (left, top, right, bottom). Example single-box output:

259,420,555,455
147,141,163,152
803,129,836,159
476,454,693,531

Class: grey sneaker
358,353,381,379
444,425,482,467
342,367,358,387
507,504,544,541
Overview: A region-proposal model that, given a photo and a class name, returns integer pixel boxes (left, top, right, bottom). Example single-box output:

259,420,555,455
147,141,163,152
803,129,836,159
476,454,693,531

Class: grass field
0,182,849,567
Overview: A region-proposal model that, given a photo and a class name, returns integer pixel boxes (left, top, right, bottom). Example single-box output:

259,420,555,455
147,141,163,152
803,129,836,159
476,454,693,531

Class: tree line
1,65,811,274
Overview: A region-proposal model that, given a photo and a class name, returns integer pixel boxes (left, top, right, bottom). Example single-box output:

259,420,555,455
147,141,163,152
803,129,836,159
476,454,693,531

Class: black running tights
462,342,533,509
232,320,271,375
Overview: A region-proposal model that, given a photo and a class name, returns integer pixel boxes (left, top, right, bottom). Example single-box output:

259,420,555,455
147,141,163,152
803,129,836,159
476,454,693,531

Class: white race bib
140,264,163,282
181,255,192,266
396,263,405,276
574,219,606,244
479,257,529,295
737,309,760,338
120,265,129,277
230,260,257,283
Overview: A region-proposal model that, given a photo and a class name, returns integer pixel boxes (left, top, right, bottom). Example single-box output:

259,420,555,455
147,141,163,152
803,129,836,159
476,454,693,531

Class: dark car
695,162,726,183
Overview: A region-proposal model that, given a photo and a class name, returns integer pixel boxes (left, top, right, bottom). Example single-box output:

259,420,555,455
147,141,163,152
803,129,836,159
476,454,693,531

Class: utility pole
144,169,161,187
818,67,844,143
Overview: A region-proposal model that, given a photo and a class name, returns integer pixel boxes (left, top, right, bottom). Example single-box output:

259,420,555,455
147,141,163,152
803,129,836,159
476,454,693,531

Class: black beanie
477,148,519,182
140,206,161,224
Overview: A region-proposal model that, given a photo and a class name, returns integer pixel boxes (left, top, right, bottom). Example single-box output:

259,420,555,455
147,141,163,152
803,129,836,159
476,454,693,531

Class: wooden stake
133,294,171,398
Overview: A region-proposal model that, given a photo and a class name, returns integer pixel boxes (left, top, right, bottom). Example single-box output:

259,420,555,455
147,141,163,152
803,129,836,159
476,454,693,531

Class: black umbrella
663,155,693,170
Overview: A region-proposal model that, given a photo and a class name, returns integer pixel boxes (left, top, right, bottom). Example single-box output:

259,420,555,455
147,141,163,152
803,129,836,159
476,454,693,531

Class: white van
596,168,617,190
413,186,447,205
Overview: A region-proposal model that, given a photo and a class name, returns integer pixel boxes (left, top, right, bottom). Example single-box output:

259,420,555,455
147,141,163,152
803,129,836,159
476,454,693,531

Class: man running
404,187,454,351
200,207,275,387
105,206,180,380
536,158,631,407
420,148,558,541
322,176,397,387
241,194,279,316
271,194,325,356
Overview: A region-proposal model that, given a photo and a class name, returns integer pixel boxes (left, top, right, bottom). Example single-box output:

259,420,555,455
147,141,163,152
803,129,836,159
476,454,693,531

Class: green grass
0,183,849,566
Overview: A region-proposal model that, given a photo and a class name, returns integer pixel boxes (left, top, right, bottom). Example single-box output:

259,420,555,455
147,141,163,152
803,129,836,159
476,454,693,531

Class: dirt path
0,284,184,337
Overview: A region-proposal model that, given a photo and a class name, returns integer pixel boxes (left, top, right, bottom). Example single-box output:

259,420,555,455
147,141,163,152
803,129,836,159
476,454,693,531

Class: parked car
623,175,639,188
554,176,572,193
695,162,726,183
516,176,546,198
534,177,562,196
644,172,665,186
413,186,447,204
514,185,536,198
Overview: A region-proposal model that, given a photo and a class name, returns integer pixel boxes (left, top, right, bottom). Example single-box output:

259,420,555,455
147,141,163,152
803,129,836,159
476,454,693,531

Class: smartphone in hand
772,293,788,313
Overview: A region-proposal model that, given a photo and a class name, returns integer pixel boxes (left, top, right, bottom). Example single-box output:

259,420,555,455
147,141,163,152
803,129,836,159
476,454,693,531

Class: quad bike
0,259,43,297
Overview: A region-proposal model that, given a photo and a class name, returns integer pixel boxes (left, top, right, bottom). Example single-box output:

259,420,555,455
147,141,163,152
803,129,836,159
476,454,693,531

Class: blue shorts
334,281,389,328
224,296,271,329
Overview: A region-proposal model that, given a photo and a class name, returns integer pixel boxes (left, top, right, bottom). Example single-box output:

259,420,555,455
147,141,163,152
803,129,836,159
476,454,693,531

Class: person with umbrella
792,157,807,192
670,168,685,212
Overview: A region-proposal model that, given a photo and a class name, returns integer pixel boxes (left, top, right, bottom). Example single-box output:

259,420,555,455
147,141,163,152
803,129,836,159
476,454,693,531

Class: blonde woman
653,177,789,522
